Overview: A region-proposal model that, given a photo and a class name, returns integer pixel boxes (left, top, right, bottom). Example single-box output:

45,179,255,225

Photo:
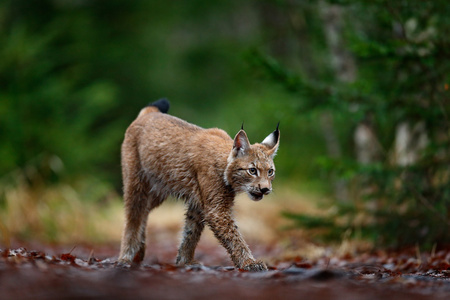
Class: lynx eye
248,168,257,176
268,169,274,176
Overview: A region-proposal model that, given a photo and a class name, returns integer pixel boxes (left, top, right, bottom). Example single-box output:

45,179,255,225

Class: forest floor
1,190,449,299
0,242,449,300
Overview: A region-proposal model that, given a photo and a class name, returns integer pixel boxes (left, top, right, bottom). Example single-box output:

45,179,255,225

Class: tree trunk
319,1,356,203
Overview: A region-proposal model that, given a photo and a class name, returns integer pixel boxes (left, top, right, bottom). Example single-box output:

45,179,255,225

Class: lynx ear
232,130,251,158
262,123,280,157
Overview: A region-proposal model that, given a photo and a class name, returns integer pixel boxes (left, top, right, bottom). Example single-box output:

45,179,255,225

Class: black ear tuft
149,98,170,114
241,122,245,130
273,122,280,143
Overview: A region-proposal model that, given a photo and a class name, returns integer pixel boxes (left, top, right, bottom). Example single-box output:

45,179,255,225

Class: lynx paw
186,260,203,267
176,257,203,267
241,260,268,272
116,259,132,268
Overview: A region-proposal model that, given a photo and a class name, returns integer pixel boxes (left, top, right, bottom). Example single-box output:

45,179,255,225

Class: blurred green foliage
0,0,449,247
0,0,325,188
257,0,450,248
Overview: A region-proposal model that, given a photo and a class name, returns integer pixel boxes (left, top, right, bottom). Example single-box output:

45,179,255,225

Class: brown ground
1,240,449,300
1,191,449,299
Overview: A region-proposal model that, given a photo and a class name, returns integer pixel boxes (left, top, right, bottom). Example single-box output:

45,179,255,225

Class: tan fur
118,103,279,271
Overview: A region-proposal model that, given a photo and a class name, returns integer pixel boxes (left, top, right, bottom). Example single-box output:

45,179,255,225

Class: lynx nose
260,187,271,195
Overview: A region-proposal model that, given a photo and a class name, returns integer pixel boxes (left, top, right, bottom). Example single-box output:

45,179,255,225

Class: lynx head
225,124,280,201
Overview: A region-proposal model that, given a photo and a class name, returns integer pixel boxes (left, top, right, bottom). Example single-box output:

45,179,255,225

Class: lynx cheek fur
118,99,279,272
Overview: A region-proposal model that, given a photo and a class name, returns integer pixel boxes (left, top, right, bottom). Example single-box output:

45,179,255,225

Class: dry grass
0,178,371,260
0,174,124,246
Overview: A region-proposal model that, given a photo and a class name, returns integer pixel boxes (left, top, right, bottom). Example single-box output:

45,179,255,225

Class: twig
87,249,94,265
68,245,77,255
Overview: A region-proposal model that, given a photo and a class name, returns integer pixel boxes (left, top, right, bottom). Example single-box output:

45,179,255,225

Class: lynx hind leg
119,177,165,265
176,204,205,266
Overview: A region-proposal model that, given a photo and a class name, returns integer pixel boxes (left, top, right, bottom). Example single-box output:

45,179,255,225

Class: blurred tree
0,0,264,187
2,0,448,248
250,0,450,247
0,0,151,185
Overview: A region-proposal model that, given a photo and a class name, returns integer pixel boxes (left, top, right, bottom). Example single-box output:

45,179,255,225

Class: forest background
0,0,449,255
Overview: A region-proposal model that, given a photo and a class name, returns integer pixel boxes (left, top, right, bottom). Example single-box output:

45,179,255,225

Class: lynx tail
138,98,170,117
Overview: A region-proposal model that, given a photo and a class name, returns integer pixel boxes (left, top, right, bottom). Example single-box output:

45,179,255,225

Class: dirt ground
1,240,449,300
1,191,449,299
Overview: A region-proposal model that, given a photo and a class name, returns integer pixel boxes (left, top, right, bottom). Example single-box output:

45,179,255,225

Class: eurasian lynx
118,99,279,271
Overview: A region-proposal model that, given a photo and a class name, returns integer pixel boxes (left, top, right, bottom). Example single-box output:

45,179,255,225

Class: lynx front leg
205,204,268,272
176,204,205,266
